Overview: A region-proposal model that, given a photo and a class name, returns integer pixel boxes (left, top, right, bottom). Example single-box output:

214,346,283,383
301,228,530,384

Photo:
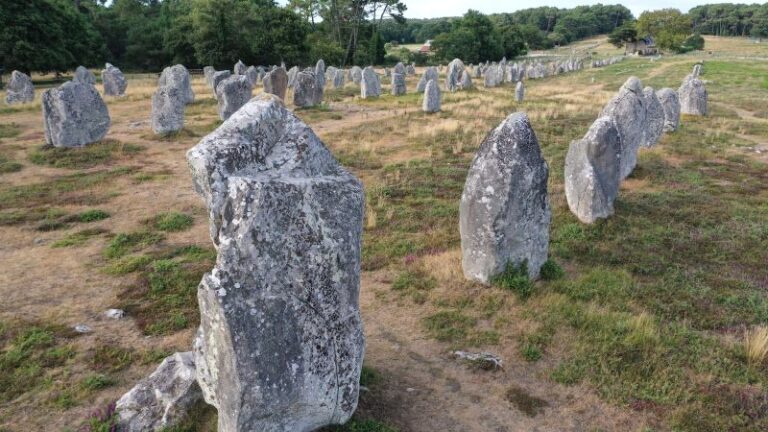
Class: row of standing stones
5,56,706,431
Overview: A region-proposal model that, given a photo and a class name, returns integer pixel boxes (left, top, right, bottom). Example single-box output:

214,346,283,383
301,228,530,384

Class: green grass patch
491,261,534,299
52,228,108,248
104,230,165,259
0,122,22,139
89,344,135,373
28,139,144,169
151,211,194,232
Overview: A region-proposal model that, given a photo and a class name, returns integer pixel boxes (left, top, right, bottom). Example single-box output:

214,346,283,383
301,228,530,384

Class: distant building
420,40,433,53
625,36,658,56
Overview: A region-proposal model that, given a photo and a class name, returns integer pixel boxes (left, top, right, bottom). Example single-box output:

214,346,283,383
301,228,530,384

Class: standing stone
152,85,185,135
42,81,110,148
187,94,365,432
459,71,473,90
515,81,525,103
332,69,345,89
678,74,707,116
74,66,96,85
406,64,416,75
263,67,289,100
600,77,646,179
564,116,622,224
422,79,441,113
642,87,664,148
287,66,299,89
390,73,406,96
216,75,253,120
245,66,259,86
315,59,326,95
4,71,34,105
394,62,406,75
102,63,127,97
116,352,202,432
417,67,438,93
361,66,380,99
692,63,703,77
293,70,320,108
484,65,499,88
459,112,551,283
211,71,232,100
234,60,247,75
656,88,680,133
159,64,194,105
446,59,465,92
204,66,216,87
350,66,363,85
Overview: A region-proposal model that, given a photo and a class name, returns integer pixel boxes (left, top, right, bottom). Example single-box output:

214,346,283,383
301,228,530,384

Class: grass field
1,36,767,431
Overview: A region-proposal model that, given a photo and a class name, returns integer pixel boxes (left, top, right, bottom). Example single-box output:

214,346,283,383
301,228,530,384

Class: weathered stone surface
459,71,473,90
187,94,365,432
211,71,232,100
656,88,680,133
417,67,438,93
315,59,326,89
216,75,253,120
116,352,202,432
642,87,664,148
74,66,96,85
459,112,551,282
102,63,127,96
678,74,707,116
446,59,465,92
422,79,441,113
159,64,194,105
394,62,406,75
484,65,499,88
293,70,321,107
204,66,216,87
600,76,646,179
361,66,380,99
287,66,299,89
152,85,185,135
42,81,110,148
234,60,247,75
391,72,406,96
692,63,702,77
331,68,345,89
406,64,416,75
245,66,259,86
5,71,34,105
350,66,363,85
515,81,525,103
564,116,622,224
263,67,288,100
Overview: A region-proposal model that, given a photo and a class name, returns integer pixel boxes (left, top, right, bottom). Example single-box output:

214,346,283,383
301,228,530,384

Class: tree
637,9,693,53
433,10,503,63
608,22,638,48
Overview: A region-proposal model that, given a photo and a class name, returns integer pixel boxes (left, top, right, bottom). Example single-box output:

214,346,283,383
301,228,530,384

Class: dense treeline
689,3,768,37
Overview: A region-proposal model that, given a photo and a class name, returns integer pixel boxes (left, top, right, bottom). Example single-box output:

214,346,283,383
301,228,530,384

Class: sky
276,1,706,20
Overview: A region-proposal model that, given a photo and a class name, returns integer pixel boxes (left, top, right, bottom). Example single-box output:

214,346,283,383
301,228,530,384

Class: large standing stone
350,66,363,85
287,66,299,89
42,81,110,148
234,60,247,75
360,66,380,99
74,66,96,85
600,77,646,179
459,71,473,90
187,94,365,432
159,64,194,105
332,68,346,89
394,62,406,75
216,75,253,120
564,116,622,224
422,79,441,113
263,67,289,100
459,112,551,282
484,65,499,88
152,85,185,135
642,87,664,148
446,59,465,92
4,71,34,105
211,71,232,100
417,67,438,93
656,88,680,133
293,70,320,108
391,72,406,96
204,66,216,87
102,63,127,97
116,352,202,432
678,74,707,116
245,66,259,86
315,59,326,91
515,81,525,103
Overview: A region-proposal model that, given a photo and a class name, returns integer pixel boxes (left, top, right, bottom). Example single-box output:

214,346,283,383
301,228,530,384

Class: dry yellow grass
745,325,768,366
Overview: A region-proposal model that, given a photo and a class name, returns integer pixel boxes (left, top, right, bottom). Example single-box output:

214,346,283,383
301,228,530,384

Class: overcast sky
276,1,705,19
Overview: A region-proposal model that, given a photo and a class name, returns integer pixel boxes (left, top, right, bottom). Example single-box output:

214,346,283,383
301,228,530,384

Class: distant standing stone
245,66,259,86
417,67,438,93
4,71,34,105
350,66,363,85
600,76,646,179
656,88,680,133
215,75,253,120
678,74,707,116
515,81,525,103
361,66,381,99
460,112,551,282
42,81,110,148
263,67,288,100
391,72,406,96
102,63,127,97
287,66,299,89
422,79,441,113
445,58,465,92
293,70,320,107
315,59,326,95
234,60,247,75
211,71,231,100
394,62,406,75
406,64,416,75
203,66,215,87
74,66,96,85
159,64,194,105
564,116,622,224
152,85,185,135
459,71,473,90
642,87,664,147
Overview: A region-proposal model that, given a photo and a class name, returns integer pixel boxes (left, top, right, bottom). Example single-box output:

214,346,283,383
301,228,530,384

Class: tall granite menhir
460,112,551,283
42,81,110,148
187,94,365,432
